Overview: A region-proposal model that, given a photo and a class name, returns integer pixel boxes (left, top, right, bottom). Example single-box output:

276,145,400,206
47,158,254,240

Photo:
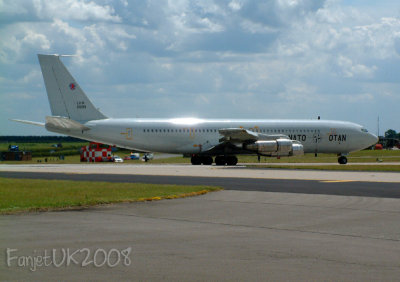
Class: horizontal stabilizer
45,116,90,131
9,119,45,127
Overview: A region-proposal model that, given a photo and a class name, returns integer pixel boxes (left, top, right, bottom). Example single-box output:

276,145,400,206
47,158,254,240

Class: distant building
1,151,32,161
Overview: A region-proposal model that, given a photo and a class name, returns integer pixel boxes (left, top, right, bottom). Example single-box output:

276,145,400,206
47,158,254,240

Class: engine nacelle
291,142,304,156
244,139,304,156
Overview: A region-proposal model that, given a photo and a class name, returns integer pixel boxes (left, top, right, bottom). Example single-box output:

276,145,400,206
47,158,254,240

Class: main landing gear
190,155,238,166
338,155,348,165
190,155,213,165
215,155,238,166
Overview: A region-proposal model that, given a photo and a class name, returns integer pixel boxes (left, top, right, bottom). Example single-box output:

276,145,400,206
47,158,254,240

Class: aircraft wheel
202,156,213,165
215,156,226,166
226,156,238,166
338,156,347,165
191,155,201,165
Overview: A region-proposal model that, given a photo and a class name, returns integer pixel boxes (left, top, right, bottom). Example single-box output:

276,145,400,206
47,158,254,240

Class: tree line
0,136,84,143
384,129,400,139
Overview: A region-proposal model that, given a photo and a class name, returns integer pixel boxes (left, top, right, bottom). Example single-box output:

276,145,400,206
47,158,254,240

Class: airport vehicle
113,156,123,163
130,153,140,160
11,54,378,165
142,153,154,162
8,145,19,152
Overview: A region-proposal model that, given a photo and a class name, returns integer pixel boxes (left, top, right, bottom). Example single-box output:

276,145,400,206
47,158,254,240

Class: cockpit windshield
361,128,368,133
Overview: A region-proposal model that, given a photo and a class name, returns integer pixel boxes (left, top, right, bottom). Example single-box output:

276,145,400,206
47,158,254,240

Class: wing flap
218,128,289,142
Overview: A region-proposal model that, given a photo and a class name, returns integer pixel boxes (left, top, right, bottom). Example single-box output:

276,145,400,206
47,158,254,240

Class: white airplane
11,54,378,165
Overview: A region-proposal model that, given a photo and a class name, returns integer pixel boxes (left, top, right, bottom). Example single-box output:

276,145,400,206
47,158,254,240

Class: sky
1,0,400,136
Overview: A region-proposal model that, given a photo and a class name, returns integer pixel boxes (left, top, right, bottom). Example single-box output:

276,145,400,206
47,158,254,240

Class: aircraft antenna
377,116,380,137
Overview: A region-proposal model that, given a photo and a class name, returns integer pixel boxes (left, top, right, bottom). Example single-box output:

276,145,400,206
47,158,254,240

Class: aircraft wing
201,128,291,155
218,128,288,143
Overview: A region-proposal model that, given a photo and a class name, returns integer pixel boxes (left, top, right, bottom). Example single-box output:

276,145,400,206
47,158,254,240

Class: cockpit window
361,128,368,133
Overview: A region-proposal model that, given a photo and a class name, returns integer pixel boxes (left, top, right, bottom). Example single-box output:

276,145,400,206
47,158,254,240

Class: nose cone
366,133,379,147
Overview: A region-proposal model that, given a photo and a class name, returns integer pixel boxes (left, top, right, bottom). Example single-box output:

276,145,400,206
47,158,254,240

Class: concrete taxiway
1,163,400,182
1,164,400,280
1,190,400,280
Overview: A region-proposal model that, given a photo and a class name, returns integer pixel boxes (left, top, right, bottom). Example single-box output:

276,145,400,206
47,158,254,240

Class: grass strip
246,164,400,172
3,150,400,164
0,177,221,214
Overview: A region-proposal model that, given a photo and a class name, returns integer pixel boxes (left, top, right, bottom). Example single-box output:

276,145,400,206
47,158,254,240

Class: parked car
113,155,124,163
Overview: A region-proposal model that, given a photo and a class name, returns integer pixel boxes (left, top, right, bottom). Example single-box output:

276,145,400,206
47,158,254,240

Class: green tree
385,129,397,138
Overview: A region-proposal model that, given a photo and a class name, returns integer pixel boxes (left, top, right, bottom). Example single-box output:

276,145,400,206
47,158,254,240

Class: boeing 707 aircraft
11,54,378,165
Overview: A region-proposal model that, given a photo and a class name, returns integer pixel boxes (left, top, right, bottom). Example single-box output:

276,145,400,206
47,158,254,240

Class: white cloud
228,1,242,11
3,92,34,100
0,0,30,15
0,23,51,63
1,0,400,135
339,93,374,103
22,30,51,50
0,0,121,23
18,70,41,84
33,0,121,22
278,81,323,103
337,56,377,78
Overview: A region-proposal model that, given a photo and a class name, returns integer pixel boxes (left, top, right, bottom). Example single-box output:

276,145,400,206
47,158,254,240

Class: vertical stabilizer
38,54,107,122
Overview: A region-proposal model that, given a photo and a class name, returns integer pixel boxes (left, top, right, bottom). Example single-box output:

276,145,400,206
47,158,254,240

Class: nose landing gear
338,155,348,165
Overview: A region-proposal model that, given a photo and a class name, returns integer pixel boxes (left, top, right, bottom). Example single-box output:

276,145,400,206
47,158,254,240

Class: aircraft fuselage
48,118,377,156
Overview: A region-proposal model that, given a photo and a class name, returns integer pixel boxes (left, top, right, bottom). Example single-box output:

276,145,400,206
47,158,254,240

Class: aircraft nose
367,133,379,147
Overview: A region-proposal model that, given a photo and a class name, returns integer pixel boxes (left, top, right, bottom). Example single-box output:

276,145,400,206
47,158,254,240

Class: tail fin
38,54,107,122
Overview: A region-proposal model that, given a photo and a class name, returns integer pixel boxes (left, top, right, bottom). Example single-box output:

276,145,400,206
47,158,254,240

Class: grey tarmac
1,164,400,281
1,163,400,182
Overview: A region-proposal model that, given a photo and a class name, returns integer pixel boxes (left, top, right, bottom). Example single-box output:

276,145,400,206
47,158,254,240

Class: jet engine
244,139,304,156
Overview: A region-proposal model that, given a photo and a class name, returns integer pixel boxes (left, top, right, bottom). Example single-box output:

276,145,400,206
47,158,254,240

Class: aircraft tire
215,156,226,166
338,156,348,165
191,155,202,165
226,156,238,166
202,156,213,165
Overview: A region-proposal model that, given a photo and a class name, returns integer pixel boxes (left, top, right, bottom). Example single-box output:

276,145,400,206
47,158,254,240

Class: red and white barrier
80,142,113,162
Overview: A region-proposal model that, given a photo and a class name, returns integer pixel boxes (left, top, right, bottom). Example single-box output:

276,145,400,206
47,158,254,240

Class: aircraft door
313,131,321,155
